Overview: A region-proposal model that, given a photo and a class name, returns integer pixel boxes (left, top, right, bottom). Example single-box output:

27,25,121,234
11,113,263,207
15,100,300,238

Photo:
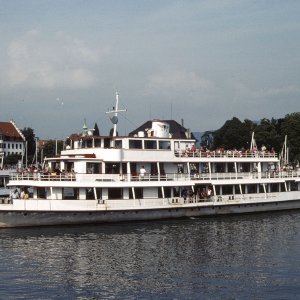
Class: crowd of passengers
16,164,75,178
178,145,276,157
181,187,213,202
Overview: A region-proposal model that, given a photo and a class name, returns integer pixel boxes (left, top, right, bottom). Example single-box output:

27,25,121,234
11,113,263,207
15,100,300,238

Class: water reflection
1,211,300,299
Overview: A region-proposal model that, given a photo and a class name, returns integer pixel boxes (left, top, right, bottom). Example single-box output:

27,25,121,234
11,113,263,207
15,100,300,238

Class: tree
212,117,253,149
280,113,300,162
254,118,281,152
94,123,100,136
21,127,36,165
3,154,22,166
40,140,64,160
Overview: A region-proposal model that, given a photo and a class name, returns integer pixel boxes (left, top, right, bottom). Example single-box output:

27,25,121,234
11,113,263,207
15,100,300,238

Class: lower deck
0,191,300,228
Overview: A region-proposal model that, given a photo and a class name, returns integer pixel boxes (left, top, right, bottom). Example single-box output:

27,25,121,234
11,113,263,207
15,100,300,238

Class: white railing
174,150,277,159
10,173,76,181
9,170,300,183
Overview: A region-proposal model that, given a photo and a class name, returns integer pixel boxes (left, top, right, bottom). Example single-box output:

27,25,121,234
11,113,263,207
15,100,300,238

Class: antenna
106,92,127,136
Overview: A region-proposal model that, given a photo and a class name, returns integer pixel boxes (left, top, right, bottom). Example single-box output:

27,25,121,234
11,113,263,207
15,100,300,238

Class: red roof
0,122,24,140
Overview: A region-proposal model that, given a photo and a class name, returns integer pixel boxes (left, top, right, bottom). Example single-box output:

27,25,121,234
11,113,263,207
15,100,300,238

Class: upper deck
61,134,279,165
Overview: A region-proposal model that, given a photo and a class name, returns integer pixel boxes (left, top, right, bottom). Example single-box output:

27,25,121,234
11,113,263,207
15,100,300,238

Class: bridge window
159,140,170,150
145,140,157,149
129,139,142,149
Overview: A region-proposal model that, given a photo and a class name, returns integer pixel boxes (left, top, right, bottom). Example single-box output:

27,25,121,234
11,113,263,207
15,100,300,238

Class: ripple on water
0,211,300,299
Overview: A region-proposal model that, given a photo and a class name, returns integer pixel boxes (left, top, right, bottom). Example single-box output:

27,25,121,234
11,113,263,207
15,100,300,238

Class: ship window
87,162,101,174
247,184,257,194
259,184,265,193
200,163,209,173
0,177,5,188
240,185,245,194
290,182,298,191
158,187,162,198
108,188,123,199
151,163,158,175
216,163,225,173
121,163,127,174
129,139,142,149
95,188,102,200
130,163,137,176
145,140,157,149
105,163,119,174
37,187,46,199
270,183,279,192
222,185,233,195
84,139,93,148
104,138,110,148
165,187,171,198
65,162,74,172
173,187,180,197
86,188,95,200
159,140,170,150
241,163,250,172
134,188,143,199
115,140,122,148
177,164,184,174
63,188,79,200
94,139,101,147
227,163,235,172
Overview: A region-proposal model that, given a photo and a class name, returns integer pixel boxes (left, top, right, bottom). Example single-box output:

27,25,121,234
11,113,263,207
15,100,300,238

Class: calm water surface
1,211,300,299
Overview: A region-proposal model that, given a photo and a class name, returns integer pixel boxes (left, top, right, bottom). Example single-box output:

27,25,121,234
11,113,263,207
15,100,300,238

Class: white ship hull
1,192,300,228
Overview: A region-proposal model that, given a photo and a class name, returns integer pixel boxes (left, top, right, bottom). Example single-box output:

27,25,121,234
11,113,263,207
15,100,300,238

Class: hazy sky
1,0,299,138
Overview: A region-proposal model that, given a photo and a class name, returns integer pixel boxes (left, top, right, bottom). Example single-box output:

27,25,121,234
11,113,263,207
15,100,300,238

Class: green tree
40,140,64,160
3,154,22,166
280,113,300,162
213,117,253,149
94,123,100,136
254,118,282,152
21,127,36,164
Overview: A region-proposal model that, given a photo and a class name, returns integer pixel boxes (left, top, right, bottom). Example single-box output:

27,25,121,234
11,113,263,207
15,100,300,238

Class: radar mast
106,92,127,137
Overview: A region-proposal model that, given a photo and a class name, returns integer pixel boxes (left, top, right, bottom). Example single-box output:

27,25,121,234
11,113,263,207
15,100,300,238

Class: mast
250,132,256,151
280,135,288,168
106,92,127,137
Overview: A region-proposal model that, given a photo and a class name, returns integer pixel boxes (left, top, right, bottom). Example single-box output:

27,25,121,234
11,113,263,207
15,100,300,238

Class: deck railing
174,150,277,158
10,173,76,181
9,170,300,183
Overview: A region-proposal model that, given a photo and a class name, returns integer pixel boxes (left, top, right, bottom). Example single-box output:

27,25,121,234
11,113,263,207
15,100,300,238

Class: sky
0,0,300,139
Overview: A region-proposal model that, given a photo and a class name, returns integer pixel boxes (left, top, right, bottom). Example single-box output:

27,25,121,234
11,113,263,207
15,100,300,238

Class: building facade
0,121,25,161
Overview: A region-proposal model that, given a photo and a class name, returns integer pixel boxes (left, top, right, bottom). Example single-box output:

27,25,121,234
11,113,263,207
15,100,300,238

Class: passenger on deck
11,189,20,199
139,166,147,180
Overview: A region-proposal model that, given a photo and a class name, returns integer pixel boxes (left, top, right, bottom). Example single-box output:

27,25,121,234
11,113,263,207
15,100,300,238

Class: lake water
1,211,300,299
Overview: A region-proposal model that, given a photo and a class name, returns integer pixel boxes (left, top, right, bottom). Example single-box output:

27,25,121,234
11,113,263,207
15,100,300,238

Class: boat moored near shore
1,94,300,228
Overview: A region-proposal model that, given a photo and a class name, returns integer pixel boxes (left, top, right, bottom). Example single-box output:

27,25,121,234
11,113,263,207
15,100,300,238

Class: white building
0,121,25,166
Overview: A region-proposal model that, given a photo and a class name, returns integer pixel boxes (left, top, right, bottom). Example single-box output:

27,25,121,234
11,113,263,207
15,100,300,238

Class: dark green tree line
212,112,300,162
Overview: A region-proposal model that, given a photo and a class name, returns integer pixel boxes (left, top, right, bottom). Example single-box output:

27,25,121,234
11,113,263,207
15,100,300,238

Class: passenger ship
1,94,300,227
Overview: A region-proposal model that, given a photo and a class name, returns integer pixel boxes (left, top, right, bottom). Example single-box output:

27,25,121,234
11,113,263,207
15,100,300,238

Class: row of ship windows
0,143,23,149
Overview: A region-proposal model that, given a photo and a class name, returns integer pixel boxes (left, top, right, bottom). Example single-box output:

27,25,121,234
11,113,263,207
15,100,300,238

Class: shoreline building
0,121,25,168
